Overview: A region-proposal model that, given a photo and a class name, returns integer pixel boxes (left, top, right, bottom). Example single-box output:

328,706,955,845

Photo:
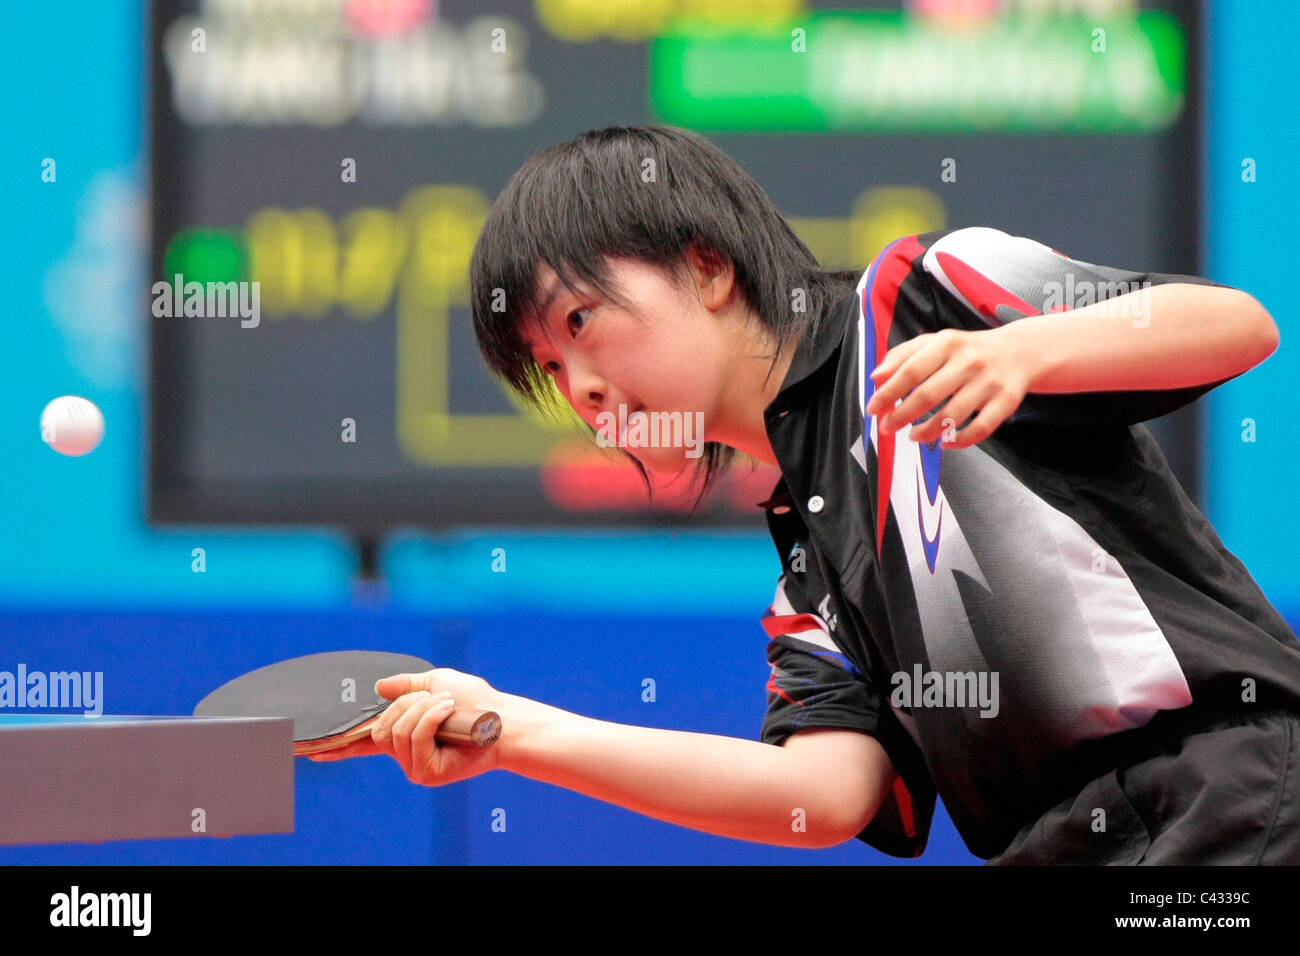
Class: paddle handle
434,709,502,748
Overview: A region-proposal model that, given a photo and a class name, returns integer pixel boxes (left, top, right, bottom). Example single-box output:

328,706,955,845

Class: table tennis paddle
193,650,501,755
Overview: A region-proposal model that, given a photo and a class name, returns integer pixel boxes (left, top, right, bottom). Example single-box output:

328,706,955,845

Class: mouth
623,404,647,442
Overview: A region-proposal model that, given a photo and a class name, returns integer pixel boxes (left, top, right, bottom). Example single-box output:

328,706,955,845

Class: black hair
469,123,860,511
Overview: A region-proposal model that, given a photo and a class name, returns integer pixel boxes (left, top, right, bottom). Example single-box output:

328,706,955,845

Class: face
522,256,737,476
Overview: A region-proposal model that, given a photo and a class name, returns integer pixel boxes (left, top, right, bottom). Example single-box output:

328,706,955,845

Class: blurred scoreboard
149,0,1204,532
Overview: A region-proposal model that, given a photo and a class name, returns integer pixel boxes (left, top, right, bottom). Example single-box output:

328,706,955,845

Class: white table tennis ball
40,395,105,456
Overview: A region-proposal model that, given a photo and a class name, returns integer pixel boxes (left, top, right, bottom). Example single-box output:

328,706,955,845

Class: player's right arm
496,693,897,849
318,667,896,849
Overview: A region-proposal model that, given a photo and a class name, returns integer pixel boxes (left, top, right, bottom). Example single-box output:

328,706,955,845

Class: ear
685,241,734,310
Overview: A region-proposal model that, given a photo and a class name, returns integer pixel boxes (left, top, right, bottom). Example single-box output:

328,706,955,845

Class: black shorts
987,707,1300,865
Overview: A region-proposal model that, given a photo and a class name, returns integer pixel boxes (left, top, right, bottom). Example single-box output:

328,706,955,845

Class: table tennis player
318,124,1300,864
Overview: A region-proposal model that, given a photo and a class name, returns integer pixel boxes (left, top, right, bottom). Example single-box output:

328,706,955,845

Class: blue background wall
0,0,1295,865
1203,0,1300,606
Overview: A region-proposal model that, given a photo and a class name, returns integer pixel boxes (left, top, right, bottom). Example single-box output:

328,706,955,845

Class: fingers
907,379,994,445
866,332,953,417
943,393,1021,448
375,668,437,700
409,702,455,777
868,356,936,422
371,690,457,784
867,333,932,396
878,364,969,437
866,328,1030,448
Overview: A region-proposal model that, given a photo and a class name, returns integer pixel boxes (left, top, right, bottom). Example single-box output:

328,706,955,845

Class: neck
708,331,799,467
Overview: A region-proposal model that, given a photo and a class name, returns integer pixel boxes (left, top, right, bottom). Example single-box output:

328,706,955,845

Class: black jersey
757,226,1300,859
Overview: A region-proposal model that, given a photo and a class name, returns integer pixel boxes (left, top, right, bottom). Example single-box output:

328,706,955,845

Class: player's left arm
996,283,1275,395
867,230,1278,447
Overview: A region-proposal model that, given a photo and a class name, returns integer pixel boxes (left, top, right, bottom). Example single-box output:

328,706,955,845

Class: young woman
319,125,1300,864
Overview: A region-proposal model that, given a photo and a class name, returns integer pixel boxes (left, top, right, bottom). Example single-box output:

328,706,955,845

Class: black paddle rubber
194,650,434,743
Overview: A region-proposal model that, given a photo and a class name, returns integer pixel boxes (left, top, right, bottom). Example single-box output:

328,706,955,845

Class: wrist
994,316,1056,394
492,691,563,775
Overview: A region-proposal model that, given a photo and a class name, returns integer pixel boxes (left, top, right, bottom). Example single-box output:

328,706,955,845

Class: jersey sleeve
760,558,937,858
916,225,1243,428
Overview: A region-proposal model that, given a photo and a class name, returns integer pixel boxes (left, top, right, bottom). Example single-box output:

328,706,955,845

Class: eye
533,305,592,374
567,308,591,337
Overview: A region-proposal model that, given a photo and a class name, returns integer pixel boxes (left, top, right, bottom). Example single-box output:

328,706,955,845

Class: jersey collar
764,288,858,420
757,288,858,512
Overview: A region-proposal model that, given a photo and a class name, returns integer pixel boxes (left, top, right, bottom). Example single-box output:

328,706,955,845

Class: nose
565,357,612,419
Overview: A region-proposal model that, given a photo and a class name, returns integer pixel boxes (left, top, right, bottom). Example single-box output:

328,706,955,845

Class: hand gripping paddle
193,650,501,755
